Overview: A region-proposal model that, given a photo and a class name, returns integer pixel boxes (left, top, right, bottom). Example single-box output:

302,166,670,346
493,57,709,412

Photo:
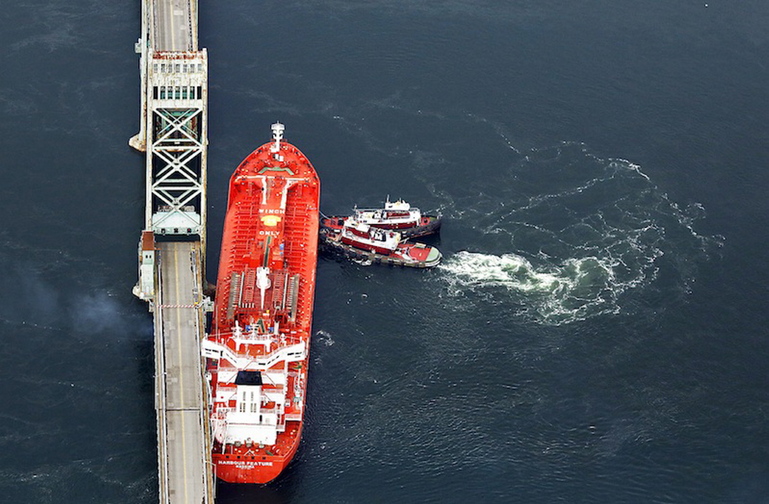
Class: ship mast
270,122,285,152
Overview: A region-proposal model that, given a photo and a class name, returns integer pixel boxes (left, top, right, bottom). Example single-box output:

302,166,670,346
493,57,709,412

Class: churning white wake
440,251,623,324
433,142,721,325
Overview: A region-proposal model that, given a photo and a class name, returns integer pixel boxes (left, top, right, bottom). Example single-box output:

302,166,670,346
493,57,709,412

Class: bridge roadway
154,241,213,504
153,0,195,51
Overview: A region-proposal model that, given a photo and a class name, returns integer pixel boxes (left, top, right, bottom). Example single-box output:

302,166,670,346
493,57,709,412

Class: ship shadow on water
215,482,291,504
214,460,304,504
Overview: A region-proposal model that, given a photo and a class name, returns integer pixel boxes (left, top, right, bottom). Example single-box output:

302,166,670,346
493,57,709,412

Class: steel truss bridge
130,0,214,502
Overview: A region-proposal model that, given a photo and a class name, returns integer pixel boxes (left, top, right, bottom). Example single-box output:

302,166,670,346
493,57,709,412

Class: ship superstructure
321,197,441,239
203,123,320,483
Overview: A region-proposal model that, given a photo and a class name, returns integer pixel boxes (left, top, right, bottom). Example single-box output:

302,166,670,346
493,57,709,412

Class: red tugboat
321,197,441,239
320,217,442,268
203,123,320,484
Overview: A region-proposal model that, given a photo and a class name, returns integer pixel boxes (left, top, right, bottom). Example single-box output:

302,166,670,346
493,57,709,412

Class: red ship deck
207,125,319,484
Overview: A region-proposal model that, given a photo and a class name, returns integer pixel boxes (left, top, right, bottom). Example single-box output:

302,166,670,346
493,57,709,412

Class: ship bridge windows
235,370,263,386
238,390,259,413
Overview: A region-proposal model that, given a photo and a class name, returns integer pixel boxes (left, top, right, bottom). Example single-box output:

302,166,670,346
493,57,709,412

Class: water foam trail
440,251,621,325
315,329,336,346
434,141,721,325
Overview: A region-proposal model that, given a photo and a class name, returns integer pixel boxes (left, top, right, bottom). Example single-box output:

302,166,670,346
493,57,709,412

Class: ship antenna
271,122,285,152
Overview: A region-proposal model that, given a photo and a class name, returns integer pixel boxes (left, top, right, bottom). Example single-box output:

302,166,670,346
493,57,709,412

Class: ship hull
319,230,442,268
214,455,290,484
213,423,302,483
208,125,319,484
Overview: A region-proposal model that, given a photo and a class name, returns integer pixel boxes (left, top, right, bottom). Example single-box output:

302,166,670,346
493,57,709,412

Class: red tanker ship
203,123,320,483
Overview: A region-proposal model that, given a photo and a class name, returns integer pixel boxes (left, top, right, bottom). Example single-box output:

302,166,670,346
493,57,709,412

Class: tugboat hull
319,228,442,268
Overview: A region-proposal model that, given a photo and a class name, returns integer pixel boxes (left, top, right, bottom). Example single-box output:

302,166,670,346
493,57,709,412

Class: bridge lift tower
131,0,209,304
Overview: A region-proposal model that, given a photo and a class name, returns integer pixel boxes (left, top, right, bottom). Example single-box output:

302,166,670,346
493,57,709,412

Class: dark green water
1,1,768,502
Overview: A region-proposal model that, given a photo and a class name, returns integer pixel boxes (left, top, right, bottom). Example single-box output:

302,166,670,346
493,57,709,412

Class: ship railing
256,342,306,368
213,331,303,347
217,406,280,417
234,332,274,344
203,339,306,369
